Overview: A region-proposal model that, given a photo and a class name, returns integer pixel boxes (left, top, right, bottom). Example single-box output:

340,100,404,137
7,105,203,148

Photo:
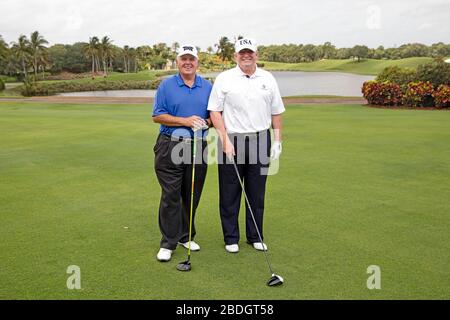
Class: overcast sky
1,0,449,50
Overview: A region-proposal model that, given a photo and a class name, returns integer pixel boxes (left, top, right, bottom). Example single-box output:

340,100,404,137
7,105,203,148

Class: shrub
432,84,450,108
44,72,99,81
416,59,450,87
376,66,417,91
402,81,434,107
0,78,5,91
19,78,162,96
362,80,403,106
149,78,161,89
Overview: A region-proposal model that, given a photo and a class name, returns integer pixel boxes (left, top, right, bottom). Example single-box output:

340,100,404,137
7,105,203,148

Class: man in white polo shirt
208,38,285,253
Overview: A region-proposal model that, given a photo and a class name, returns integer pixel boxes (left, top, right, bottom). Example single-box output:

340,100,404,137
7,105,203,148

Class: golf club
229,155,284,286
177,124,206,272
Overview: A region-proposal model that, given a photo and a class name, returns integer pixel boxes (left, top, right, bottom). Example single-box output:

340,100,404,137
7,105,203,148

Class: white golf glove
192,119,208,132
270,141,282,160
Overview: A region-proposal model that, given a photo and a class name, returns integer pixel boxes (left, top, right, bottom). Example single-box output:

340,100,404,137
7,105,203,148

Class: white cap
235,38,257,53
177,44,198,59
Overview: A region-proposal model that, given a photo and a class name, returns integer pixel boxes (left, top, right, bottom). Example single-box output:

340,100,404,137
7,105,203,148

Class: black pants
154,134,208,250
218,130,271,245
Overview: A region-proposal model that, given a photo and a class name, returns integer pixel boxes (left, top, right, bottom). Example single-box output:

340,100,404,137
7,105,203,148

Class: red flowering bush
362,80,403,106
432,85,450,108
402,81,434,107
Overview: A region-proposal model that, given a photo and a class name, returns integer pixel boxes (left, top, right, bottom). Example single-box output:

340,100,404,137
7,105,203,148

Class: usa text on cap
235,38,257,53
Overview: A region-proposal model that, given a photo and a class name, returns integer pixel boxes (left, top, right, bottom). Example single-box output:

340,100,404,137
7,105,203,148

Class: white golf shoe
156,248,172,262
179,241,200,251
225,244,239,253
252,242,268,251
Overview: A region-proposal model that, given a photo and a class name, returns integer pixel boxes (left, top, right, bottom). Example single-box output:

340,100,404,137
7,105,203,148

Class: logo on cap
239,39,253,46
177,44,198,58
235,38,257,53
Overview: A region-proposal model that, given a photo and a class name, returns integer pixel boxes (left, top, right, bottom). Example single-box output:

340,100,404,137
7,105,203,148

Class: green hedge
376,59,450,91
19,78,162,96
362,80,402,106
367,58,450,108
402,81,435,107
432,85,450,108
362,80,450,108
0,78,5,91
376,66,417,91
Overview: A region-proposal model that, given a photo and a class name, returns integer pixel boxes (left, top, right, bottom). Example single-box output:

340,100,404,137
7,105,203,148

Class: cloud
0,0,448,48
417,23,432,31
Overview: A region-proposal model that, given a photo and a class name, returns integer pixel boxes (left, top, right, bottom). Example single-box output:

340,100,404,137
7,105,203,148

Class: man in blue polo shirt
152,44,212,262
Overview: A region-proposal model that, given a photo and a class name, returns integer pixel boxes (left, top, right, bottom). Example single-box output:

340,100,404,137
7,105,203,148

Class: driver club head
267,274,284,287
176,260,191,272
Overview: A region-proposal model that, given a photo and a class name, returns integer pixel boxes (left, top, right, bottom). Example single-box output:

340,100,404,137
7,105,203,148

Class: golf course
1,101,449,299
260,57,436,75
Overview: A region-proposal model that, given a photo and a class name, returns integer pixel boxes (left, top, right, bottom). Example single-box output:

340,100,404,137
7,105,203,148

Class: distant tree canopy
1,32,449,79
0,33,176,78
258,42,450,63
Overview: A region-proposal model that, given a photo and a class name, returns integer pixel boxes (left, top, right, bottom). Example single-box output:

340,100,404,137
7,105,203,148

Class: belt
161,133,205,143
229,129,269,137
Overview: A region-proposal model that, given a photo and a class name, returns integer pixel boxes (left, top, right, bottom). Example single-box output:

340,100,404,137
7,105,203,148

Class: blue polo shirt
153,73,212,138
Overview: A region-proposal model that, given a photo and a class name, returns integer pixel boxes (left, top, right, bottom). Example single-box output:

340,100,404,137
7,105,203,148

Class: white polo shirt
207,66,285,134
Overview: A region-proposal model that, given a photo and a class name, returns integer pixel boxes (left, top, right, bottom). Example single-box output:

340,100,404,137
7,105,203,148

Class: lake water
58,71,374,97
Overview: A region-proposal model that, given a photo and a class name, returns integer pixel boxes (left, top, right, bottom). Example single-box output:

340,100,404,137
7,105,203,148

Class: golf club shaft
230,157,275,275
187,136,197,258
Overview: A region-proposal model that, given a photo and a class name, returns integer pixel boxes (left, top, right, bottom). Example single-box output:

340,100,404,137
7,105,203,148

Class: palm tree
11,35,31,80
128,48,138,73
171,42,180,53
83,36,99,77
29,31,48,81
100,36,114,76
215,36,234,62
110,45,122,72
0,35,8,60
122,45,131,73
38,50,49,80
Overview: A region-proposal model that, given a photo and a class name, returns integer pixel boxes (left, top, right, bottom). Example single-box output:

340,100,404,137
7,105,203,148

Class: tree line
258,42,450,63
0,32,179,80
1,32,449,80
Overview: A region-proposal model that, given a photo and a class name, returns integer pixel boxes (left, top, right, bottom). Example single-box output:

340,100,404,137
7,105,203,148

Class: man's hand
184,116,207,131
193,119,208,131
270,141,282,160
223,136,235,159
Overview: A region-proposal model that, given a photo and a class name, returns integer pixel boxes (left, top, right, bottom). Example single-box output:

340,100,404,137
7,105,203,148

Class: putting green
0,102,449,299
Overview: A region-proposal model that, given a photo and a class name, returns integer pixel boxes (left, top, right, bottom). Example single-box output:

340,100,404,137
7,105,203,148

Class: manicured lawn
261,57,434,75
0,102,449,299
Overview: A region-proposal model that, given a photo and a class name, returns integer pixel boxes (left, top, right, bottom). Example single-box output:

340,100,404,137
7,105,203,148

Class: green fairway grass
0,102,449,299
261,57,434,75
